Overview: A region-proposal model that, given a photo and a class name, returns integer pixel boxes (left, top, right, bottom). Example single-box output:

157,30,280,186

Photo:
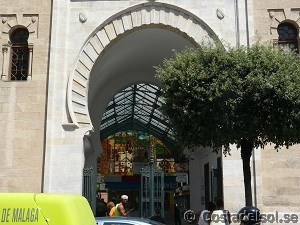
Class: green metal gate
83,167,95,211
140,161,164,218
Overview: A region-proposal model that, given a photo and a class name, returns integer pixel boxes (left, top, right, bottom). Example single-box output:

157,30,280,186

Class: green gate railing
83,167,95,211
140,161,164,218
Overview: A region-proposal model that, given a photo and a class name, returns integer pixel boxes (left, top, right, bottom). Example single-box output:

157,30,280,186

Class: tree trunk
240,138,254,206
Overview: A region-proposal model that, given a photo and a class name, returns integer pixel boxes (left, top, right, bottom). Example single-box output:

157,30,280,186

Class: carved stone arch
1,14,37,81
67,2,221,129
1,14,38,43
268,8,300,38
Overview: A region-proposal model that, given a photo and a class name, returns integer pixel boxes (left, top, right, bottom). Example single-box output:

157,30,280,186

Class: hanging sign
175,173,188,183
132,162,149,174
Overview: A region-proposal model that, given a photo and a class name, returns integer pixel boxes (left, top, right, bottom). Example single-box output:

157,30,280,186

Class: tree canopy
156,43,300,153
156,43,300,205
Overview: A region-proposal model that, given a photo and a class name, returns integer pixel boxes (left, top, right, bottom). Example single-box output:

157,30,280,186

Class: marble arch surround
43,1,224,197
66,2,220,129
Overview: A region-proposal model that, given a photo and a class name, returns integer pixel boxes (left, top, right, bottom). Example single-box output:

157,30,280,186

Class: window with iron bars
10,44,31,81
9,27,30,81
273,22,299,54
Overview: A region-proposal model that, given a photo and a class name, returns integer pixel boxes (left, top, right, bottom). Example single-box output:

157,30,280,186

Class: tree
156,43,300,206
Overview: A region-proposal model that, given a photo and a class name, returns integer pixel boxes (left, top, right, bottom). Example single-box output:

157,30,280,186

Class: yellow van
0,193,95,225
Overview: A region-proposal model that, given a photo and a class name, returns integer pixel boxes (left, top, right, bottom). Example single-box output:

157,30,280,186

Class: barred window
275,22,299,53
9,28,30,81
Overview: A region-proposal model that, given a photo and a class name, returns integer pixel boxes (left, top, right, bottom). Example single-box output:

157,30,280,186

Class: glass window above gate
100,83,175,147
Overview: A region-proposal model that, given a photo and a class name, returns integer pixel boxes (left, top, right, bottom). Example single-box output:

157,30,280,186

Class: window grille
9,28,30,81
10,45,29,81
274,22,299,53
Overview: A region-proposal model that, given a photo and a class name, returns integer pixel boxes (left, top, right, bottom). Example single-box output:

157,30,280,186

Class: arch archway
66,2,220,129
59,3,221,207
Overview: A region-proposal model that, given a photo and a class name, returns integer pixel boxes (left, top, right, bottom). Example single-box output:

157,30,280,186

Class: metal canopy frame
100,83,175,149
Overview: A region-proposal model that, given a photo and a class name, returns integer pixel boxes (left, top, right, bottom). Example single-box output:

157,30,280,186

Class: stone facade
0,0,299,219
45,0,252,193
0,0,52,192
253,0,300,217
253,0,300,44
260,145,300,216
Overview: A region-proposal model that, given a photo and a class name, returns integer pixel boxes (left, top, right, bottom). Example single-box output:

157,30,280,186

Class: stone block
75,61,90,80
112,18,125,36
131,10,142,28
96,29,110,48
89,35,104,55
79,51,94,71
150,7,160,24
122,13,133,32
84,42,99,63
104,23,117,41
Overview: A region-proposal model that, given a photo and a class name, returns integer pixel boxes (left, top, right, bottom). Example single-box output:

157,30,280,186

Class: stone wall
189,147,221,212
261,145,300,217
222,146,262,216
253,0,300,43
253,0,300,218
0,0,52,192
44,0,253,195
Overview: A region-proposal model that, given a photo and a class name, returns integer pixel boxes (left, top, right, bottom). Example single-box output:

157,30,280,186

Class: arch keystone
150,7,160,24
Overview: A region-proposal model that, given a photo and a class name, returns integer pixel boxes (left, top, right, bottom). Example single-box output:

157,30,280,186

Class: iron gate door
140,163,164,218
83,167,95,212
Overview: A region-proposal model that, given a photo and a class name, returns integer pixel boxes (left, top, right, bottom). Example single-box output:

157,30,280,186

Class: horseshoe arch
67,2,220,129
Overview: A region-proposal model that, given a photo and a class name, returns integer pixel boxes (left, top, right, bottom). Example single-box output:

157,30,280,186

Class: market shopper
114,195,134,217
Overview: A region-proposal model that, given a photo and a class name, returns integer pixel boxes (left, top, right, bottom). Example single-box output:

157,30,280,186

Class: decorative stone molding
1,44,10,81
1,14,39,42
268,8,300,37
269,11,275,19
216,9,225,20
0,14,38,81
66,2,220,128
1,43,34,81
290,8,300,23
62,123,79,131
79,13,87,23
2,45,8,52
27,44,34,80
23,14,39,41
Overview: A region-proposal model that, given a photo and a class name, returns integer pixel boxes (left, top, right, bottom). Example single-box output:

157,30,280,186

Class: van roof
0,193,95,225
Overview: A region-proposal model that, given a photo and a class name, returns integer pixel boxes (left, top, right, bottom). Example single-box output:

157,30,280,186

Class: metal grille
274,22,299,53
100,83,175,151
10,45,29,81
140,165,164,218
83,167,95,209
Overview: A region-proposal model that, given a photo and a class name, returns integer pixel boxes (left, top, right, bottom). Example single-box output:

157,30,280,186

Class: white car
95,217,165,225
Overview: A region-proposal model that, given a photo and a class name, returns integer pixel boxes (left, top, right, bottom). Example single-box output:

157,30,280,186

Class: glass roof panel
100,83,175,146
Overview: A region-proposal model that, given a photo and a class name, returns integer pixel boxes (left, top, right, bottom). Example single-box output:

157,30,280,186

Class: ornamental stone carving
268,8,300,37
67,2,220,128
0,14,39,42
79,13,87,23
216,9,225,20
